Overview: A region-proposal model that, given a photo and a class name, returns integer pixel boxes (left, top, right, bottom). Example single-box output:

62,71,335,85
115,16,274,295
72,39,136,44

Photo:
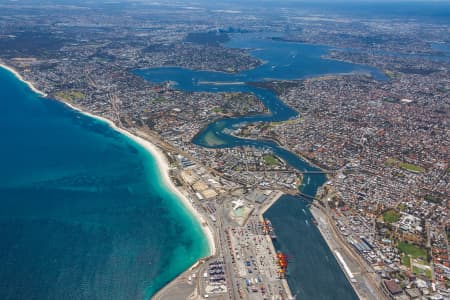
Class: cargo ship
276,251,288,279
262,218,277,239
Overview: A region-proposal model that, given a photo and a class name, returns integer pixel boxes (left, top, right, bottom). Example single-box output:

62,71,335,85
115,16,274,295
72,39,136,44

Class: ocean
0,67,209,300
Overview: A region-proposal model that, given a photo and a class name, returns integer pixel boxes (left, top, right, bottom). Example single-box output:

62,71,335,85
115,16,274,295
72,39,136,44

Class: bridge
300,170,336,175
298,192,316,200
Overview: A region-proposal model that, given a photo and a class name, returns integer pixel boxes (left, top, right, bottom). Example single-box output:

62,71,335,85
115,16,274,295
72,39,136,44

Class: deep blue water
0,67,209,300
136,36,369,299
265,195,356,299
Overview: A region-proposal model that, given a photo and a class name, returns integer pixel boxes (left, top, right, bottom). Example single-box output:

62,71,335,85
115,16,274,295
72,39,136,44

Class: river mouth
135,33,386,299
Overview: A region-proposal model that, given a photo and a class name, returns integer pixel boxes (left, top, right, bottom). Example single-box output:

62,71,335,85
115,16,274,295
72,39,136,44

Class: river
136,34,387,299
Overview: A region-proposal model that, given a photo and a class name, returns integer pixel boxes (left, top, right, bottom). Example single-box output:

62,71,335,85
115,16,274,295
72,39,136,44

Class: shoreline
309,202,384,300
0,63,48,97
229,130,333,182
63,102,217,259
1,62,356,299
0,62,216,286
258,191,294,300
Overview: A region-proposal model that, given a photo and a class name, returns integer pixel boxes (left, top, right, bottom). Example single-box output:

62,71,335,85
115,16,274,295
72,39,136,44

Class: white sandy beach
68,104,217,257
0,63,48,97
0,63,216,258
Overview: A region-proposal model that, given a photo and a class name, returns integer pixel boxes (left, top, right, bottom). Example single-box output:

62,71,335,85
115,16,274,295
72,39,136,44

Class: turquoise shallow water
0,67,209,300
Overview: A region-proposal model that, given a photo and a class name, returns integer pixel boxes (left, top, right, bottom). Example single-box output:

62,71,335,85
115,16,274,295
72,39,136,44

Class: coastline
0,62,216,274
0,63,48,97
1,61,356,299
64,102,217,259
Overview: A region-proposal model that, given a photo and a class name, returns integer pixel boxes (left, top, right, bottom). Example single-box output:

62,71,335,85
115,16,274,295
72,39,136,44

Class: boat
276,251,289,278
262,219,277,239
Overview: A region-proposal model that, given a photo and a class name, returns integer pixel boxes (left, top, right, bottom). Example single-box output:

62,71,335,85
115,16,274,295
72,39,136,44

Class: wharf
258,191,294,300
309,203,387,300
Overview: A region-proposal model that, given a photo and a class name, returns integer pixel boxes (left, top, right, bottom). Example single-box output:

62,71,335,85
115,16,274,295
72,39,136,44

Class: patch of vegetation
172,177,183,187
269,118,300,127
385,158,425,173
213,107,223,113
384,70,399,79
55,90,85,102
385,157,398,166
0,31,71,58
151,97,166,103
437,86,448,93
424,194,441,204
401,254,411,267
398,242,427,261
413,266,432,279
383,209,400,224
399,162,425,173
263,154,280,166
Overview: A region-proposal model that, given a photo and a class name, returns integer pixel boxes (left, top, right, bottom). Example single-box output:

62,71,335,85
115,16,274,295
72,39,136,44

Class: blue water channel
136,35,386,299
